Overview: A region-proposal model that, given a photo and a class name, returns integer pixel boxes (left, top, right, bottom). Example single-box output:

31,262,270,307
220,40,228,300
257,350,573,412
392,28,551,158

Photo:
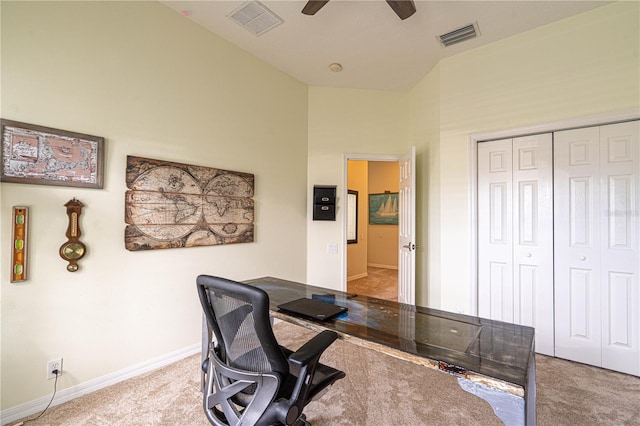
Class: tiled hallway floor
347,267,398,301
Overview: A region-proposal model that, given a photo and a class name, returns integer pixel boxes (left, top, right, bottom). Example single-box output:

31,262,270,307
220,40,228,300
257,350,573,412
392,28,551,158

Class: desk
244,277,536,426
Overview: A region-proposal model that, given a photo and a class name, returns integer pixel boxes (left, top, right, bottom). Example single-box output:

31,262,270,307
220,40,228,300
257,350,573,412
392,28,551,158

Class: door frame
468,109,639,316
343,152,410,301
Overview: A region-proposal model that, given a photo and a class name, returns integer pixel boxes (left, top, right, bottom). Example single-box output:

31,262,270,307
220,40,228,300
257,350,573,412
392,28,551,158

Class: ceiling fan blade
302,0,330,15
385,0,416,20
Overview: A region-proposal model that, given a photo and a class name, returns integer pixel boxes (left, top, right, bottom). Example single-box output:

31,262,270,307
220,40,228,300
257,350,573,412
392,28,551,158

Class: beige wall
410,1,640,313
1,1,308,411
367,162,398,268
306,1,640,311
346,160,368,280
306,88,410,289
2,0,639,416
409,64,441,307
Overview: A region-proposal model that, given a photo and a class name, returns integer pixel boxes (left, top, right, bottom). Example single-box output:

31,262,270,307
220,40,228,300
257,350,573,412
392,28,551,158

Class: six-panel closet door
477,134,554,356
554,121,639,376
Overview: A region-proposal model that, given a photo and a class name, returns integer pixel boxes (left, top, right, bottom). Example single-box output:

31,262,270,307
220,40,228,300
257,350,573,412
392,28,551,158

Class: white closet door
478,139,514,322
512,134,554,355
478,135,554,355
555,121,639,376
599,121,639,375
554,127,602,366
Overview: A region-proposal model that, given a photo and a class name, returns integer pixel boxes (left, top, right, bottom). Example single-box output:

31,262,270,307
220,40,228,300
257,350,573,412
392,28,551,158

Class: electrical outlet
47,357,63,380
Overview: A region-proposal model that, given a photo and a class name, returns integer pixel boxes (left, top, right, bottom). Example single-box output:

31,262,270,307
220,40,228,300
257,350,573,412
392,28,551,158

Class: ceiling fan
302,0,416,20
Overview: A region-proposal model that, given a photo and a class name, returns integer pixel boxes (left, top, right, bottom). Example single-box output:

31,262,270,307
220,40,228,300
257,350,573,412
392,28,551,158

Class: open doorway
346,160,399,301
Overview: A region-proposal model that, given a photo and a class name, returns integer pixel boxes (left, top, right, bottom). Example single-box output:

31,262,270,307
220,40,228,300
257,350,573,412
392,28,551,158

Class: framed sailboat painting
369,192,398,225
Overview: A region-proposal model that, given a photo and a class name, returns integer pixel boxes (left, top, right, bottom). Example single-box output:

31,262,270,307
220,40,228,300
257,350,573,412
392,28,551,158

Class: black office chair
197,275,346,426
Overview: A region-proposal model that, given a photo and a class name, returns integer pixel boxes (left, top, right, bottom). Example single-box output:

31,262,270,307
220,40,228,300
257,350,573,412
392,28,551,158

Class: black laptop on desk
277,297,348,321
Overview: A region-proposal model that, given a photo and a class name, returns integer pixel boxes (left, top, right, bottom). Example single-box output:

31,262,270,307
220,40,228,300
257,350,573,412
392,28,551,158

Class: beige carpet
13,322,640,425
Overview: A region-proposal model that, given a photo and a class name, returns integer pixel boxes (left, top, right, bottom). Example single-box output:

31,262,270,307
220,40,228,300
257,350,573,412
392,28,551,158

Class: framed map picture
0,119,104,188
124,156,255,251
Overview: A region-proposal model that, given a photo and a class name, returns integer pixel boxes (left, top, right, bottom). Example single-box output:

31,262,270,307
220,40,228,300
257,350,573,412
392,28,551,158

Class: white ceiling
160,0,610,91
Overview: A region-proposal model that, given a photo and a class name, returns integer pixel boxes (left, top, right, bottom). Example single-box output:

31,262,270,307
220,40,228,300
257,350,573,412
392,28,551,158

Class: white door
553,126,602,366
599,122,639,375
513,135,554,355
478,139,514,321
478,134,554,355
555,121,640,375
398,146,416,305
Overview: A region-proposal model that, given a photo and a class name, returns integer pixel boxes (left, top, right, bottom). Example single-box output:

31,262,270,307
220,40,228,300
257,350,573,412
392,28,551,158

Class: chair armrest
275,330,339,424
288,330,338,374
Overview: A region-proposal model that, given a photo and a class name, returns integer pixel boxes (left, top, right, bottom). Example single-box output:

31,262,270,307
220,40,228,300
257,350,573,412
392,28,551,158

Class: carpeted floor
13,322,640,425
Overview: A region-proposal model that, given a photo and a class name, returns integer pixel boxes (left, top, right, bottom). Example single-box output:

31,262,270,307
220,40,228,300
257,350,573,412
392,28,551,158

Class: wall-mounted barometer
59,198,86,272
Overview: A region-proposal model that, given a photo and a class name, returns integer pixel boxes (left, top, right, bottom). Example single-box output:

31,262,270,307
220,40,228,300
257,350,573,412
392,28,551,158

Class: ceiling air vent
227,1,284,36
438,22,480,47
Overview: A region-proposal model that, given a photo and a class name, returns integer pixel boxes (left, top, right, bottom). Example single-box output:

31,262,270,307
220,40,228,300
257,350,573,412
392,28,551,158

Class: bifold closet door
478,134,554,355
554,120,639,376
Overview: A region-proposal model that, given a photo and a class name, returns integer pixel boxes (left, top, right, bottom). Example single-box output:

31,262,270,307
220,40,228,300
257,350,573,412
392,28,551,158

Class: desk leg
457,378,525,426
457,354,536,426
526,353,536,426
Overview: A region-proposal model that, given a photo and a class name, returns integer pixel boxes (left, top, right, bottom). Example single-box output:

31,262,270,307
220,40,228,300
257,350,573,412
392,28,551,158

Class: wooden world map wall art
125,156,254,251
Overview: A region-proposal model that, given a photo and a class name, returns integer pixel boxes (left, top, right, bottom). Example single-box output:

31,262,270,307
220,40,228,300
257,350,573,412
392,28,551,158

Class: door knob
579,256,587,261
402,243,416,251
525,253,532,258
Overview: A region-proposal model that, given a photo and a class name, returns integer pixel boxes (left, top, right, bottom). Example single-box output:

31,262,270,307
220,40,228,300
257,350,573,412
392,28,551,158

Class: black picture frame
347,190,358,244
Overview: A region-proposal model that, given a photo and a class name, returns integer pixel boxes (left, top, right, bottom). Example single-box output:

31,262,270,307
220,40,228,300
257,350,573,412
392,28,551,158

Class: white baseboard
1,343,200,426
367,263,398,270
347,272,368,282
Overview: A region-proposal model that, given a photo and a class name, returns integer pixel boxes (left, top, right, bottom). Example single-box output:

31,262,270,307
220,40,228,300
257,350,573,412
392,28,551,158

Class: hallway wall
367,161,399,268
347,160,368,280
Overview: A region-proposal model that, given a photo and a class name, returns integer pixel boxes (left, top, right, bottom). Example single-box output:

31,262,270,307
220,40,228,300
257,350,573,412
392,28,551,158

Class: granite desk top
245,276,535,396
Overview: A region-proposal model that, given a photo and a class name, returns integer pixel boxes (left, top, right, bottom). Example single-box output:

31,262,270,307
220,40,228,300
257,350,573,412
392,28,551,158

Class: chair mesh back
197,275,289,378
209,290,272,373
